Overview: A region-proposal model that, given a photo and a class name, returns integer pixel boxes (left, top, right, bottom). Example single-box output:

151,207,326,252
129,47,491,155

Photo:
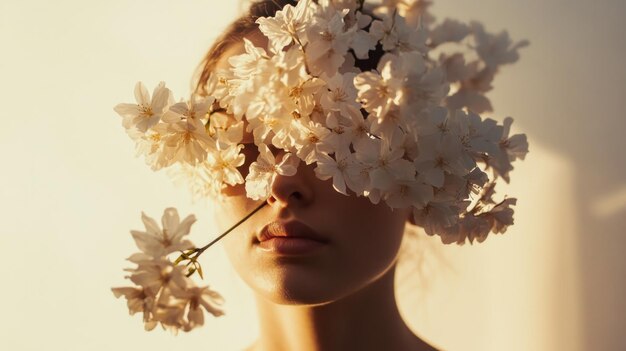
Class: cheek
214,201,260,288
349,212,406,258
220,232,249,279
314,179,409,263
212,196,253,254
327,199,409,287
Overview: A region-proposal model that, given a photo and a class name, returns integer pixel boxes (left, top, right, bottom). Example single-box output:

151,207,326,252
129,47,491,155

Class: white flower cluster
111,208,224,332
114,0,529,245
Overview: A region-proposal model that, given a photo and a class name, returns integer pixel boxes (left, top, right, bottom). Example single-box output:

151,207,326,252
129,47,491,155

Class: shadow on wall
490,1,626,349
401,0,626,350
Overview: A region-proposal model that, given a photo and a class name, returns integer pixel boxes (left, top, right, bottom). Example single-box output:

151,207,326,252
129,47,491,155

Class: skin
212,32,438,351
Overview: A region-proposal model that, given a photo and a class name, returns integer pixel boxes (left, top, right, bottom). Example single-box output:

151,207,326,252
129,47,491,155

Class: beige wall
1,0,624,350
426,1,626,350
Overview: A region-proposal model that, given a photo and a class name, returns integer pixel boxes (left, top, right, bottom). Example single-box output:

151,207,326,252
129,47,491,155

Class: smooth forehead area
215,30,270,71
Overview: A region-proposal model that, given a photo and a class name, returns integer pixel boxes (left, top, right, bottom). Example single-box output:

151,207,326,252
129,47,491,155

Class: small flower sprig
112,202,267,333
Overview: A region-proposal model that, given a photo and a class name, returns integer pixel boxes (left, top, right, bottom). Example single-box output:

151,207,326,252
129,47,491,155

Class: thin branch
196,201,268,255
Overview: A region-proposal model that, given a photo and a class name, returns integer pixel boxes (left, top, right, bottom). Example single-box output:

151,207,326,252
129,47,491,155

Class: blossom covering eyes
112,0,530,333
114,0,528,245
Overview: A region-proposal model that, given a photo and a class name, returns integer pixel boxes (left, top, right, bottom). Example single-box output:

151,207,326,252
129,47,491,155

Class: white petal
171,214,196,241
130,231,160,256
141,212,161,235
134,82,150,105
114,103,141,118
168,101,190,116
332,173,348,195
161,208,180,232
277,153,300,176
257,144,275,166
151,84,172,113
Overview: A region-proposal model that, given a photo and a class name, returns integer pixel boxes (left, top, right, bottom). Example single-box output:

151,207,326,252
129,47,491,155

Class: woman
196,1,438,350
112,0,527,349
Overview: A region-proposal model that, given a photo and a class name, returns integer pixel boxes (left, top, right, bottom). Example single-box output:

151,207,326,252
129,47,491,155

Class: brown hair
194,0,298,96
193,0,384,96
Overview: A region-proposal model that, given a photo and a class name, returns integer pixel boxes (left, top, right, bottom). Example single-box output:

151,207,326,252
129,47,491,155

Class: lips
256,220,328,243
255,220,329,255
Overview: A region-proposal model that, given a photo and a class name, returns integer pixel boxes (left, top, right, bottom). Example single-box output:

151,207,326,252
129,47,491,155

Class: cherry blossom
245,145,301,200
354,53,406,117
305,6,355,76
111,286,157,330
369,11,427,53
130,208,195,259
159,117,215,166
350,11,377,59
113,209,226,333
205,143,245,186
114,81,172,132
256,0,314,52
162,95,213,123
170,286,225,331
314,150,354,195
295,120,333,164
320,73,360,117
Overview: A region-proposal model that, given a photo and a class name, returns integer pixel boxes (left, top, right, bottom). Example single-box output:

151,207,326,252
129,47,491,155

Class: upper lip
256,220,328,243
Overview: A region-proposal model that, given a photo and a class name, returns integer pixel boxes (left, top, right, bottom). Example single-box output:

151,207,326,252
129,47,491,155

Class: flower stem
176,201,268,278
195,201,268,255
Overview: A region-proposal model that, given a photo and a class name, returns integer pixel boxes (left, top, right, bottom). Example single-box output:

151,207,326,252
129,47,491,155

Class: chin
248,265,351,306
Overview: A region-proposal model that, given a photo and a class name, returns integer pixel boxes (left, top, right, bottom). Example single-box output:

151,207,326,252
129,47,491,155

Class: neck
248,264,436,351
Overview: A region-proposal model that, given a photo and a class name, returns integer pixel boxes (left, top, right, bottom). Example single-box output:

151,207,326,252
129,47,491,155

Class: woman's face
212,33,412,305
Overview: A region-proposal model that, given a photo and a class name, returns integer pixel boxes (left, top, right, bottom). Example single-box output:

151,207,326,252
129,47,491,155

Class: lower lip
256,237,327,255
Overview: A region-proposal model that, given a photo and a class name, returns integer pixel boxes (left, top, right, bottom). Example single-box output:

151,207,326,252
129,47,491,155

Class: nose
267,159,314,208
